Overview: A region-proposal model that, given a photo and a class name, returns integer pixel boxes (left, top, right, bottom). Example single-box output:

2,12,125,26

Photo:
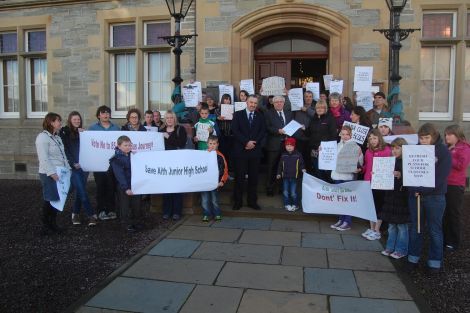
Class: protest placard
50,166,71,212
384,134,418,145
283,120,303,137
323,74,333,90
319,141,337,170
219,85,234,103
354,66,373,91
196,123,211,142
220,104,234,120
403,145,435,187
371,157,396,190
131,150,219,194
356,91,374,112
240,79,254,95
306,82,320,101
335,141,361,173
182,85,199,107
261,76,286,96
329,80,343,94
79,131,165,172
343,121,370,145
234,101,247,112
302,173,377,221
288,88,304,111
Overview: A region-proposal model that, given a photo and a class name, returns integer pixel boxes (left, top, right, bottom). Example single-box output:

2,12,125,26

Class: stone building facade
0,0,469,179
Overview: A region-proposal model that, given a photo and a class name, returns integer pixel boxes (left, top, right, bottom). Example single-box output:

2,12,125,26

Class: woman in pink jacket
362,129,392,241
443,125,470,250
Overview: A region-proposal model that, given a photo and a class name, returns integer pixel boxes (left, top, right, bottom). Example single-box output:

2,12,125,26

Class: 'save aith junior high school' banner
131,150,219,194
302,173,377,222
79,131,165,172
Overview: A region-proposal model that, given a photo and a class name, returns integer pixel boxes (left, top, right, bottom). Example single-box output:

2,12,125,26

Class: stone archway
231,3,351,94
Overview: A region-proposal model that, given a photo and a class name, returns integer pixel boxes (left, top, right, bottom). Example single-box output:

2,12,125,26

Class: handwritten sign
196,123,211,142
356,91,374,112
182,85,199,107
240,79,254,95
219,85,234,104
234,101,247,112
403,145,435,187
354,66,373,92
323,75,333,90
288,88,304,111
50,166,71,212
336,141,361,173
319,141,338,170
306,82,320,101
371,157,396,190
343,121,370,145
221,104,234,120
329,80,344,94
261,76,285,96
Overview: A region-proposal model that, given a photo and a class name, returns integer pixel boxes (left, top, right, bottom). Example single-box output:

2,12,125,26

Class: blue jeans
386,223,408,255
163,193,183,217
201,190,221,217
71,169,94,216
335,180,352,226
282,178,298,206
408,194,445,268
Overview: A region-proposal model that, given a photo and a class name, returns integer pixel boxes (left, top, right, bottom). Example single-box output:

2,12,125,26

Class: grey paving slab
183,215,214,226
330,296,420,313
179,285,243,313
168,225,242,242
354,271,412,300
270,219,320,233
341,234,383,251
216,262,303,292
192,241,281,264
211,217,272,230
304,268,359,297
328,250,395,272
239,229,301,247
319,220,366,235
302,233,344,249
281,247,327,268
147,239,201,257
238,289,328,313
77,307,132,313
85,277,193,313
123,255,224,284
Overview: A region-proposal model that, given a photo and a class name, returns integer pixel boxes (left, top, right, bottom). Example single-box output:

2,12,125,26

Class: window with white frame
463,46,470,121
0,32,19,118
25,30,47,118
419,12,456,121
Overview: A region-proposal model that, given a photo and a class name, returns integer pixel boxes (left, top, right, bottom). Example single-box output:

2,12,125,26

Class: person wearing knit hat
378,117,393,136
276,137,305,212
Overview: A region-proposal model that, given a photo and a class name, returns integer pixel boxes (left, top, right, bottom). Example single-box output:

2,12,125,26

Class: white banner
329,80,343,94
288,88,304,111
302,174,377,222
79,131,165,172
343,121,369,145
354,66,373,92
240,79,254,95
306,82,320,101
384,134,419,145
131,150,219,194
50,166,71,212
319,141,337,170
403,145,435,187
371,157,396,190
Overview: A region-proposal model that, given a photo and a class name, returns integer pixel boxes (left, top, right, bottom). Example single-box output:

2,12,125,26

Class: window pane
422,13,454,38
29,58,47,112
113,53,136,111
464,47,470,113
112,24,135,47
468,13,470,36
0,33,17,53
27,30,46,52
2,59,19,113
147,52,172,111
146,22,171,45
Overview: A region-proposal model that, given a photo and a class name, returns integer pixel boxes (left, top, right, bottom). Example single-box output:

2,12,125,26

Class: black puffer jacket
307,112,337,150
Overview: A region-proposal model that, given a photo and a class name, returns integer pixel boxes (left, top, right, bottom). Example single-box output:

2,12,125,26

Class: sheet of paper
261,76,286,96
221,104,234,120
336,141,361,173
323,74,333,90
371,157,396,190
306,82,320,101
196,123,211,142
329,80,343,94
356,91,374,112
403,145,435,187
354,66,374,92
240,79,254,95
319,141,338,170
144,126,159,132
288,88,304,111
219,85,234,104
50,166,71,212
343,121,370,145
182,85,199,107
282,120,303,137
384,134,419,145
234,102,247,112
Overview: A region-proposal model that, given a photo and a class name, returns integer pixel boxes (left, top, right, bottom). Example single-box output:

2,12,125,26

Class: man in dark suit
231,95,267,210
265,96,292,196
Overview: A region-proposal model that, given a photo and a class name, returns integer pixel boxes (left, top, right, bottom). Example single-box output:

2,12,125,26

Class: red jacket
447,141,470,187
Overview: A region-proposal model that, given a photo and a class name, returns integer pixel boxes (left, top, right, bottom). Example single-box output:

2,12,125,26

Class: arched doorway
254,33,329,91
231,3,350,94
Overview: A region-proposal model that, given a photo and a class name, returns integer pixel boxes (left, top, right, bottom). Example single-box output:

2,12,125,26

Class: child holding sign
362,129,391,241
380,138,409,259
194,105,216,150
406,123,451,274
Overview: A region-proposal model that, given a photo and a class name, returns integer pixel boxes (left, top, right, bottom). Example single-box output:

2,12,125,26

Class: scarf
330,105,341,118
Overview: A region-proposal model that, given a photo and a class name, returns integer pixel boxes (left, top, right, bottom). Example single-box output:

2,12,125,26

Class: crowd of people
35,86,469,274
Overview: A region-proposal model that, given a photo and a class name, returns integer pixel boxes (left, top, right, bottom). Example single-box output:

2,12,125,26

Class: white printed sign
306,82,320,101
403,145,435,187
50,166,71,212
371,157,396,190
219,85,234,104
131,150,219,194
319,141,338,170
384,134,419,145
323,75,333,90
356,91,374,112
354,66,374,92
336,141,361,173
221,104,234,120
343,121,370,145
261,76,286,96
234,102,247,112
329,80,344,94
288,88,304,111
240,79,254,95
182,85,199,107
302,174,377,222
79,131,165,172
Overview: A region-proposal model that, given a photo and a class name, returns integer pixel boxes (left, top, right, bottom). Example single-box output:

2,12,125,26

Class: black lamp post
160,0,197,87
373,0,420,121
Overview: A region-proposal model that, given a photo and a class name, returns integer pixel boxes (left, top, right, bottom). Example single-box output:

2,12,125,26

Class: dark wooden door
255,60,291,93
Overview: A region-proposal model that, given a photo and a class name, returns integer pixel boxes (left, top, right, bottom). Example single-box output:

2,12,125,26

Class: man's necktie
279,111,285,127
249,112,253,126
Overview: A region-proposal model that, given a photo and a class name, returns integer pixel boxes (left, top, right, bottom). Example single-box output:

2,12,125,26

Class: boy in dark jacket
110,135,142,232
277,138,305,212
201,135,228,222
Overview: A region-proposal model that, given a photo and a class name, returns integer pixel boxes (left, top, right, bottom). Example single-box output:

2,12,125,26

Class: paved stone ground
75,215,421,313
